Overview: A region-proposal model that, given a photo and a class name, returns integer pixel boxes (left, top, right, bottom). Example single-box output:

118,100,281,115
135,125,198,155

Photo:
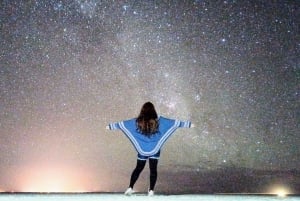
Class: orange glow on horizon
16,164,96,192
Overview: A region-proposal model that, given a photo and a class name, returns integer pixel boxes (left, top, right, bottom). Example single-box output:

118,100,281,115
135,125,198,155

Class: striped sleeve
108,122,121,130
179,120,191,128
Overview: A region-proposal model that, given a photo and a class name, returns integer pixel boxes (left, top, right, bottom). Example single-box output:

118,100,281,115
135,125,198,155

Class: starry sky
0,0,299,194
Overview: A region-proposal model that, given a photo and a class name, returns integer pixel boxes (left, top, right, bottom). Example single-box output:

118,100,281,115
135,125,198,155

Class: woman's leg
129,159,146,188
149,158,158,191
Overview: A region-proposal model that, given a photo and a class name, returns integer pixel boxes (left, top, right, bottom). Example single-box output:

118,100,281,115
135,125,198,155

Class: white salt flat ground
0,194,299,201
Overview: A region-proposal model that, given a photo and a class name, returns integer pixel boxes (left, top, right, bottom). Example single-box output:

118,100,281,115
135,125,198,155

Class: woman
107,102,193,196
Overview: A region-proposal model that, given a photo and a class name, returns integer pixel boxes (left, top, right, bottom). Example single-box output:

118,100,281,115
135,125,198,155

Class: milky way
0,0,299,193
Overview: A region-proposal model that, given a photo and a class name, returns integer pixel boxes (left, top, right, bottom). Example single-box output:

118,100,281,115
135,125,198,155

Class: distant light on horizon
267,184,293,197
276,190,287,198
15,165,96,193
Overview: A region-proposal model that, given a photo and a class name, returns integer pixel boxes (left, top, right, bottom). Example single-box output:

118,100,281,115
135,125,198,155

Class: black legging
129,158,158,191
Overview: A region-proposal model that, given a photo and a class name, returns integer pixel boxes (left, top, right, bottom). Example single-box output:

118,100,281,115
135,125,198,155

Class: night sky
0,0,299,194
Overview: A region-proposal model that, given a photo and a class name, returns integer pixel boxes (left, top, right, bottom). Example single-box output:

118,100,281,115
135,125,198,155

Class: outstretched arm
160,116,194,129
178,120,193,128
106,122,121,130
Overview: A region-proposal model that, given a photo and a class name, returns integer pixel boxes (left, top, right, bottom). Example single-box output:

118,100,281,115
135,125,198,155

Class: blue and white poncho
108,116,191,157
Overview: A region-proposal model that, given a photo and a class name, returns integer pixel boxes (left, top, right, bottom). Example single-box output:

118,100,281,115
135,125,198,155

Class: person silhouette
107,102,194,196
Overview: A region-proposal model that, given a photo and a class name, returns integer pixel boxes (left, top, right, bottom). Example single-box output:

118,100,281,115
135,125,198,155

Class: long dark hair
136,102,159,136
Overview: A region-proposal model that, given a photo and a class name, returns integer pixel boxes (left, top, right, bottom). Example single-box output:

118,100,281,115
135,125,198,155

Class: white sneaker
148,190,154,196
124,187,134,196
